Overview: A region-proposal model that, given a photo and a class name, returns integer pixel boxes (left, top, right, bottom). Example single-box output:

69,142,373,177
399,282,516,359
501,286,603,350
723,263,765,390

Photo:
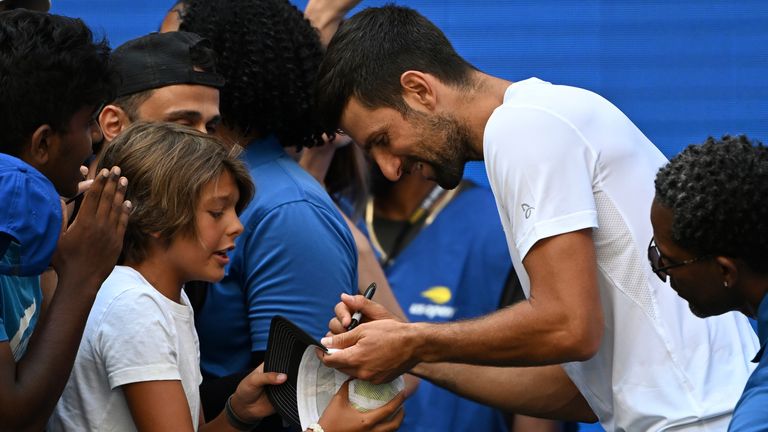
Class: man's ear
400,70,437,112
715,256,740,288
99,104,131,142
24,124,55,170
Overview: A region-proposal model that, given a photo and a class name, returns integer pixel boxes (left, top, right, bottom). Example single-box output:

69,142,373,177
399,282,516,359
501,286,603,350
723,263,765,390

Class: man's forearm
411,299,600,367
411,362,597,423
410,231,603,366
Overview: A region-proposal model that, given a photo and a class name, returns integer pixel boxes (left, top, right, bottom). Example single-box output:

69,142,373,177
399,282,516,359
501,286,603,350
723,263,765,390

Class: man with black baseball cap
96,31,225,156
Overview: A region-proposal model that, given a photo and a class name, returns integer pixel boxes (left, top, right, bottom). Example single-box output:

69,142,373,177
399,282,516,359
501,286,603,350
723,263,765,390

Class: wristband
307,423,325,432
225,394,262,431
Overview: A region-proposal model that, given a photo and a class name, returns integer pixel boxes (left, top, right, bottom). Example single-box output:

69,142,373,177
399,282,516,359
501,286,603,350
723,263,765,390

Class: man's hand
327,293,398,334
322,293,417,383
229,364,287,422
321,322,421,384
52,166,131,291
316,380,404,432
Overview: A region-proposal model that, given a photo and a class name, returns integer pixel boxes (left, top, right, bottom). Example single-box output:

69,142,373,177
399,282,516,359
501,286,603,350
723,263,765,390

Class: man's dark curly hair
315,5,477,135
655,135,768,274
180,0,324,149
0,10,115,156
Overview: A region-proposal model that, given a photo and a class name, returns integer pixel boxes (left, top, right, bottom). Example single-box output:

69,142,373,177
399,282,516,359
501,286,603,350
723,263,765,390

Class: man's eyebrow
208,115,222,126
164,110,203,122
363,127,388,152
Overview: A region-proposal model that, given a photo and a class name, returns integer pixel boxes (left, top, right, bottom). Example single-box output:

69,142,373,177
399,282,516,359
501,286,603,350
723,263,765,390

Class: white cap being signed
264,316,404,429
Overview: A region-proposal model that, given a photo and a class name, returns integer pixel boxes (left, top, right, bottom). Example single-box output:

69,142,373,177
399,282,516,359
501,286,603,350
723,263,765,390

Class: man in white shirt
315,5,758,430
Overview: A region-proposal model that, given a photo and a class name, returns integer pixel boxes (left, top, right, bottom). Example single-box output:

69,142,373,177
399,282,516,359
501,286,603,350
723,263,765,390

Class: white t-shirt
49,266,202,431
483,78,758,431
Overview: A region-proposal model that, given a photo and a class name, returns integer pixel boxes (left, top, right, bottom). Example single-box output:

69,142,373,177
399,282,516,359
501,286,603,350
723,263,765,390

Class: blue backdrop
51,0,768,184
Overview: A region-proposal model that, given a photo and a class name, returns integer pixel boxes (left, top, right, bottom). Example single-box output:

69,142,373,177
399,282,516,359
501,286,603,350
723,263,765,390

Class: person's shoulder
246,158,335,215
493,78,608,120
94,267,171,319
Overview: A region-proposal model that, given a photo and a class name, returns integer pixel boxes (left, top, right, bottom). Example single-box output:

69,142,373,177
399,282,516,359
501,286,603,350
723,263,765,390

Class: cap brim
264,316,328,428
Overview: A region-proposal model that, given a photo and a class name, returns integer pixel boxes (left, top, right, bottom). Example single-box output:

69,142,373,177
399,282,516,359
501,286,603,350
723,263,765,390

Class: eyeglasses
648,238,710,282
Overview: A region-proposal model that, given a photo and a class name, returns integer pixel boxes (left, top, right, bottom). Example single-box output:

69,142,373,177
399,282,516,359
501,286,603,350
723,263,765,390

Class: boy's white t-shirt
483,78,758,431
49,265,202,431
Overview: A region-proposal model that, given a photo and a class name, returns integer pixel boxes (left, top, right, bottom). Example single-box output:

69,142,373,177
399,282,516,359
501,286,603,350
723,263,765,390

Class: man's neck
452,71,512,159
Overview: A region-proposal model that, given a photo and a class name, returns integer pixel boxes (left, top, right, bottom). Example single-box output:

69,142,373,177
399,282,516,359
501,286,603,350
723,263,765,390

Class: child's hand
229,364,288,422
314,380,405,432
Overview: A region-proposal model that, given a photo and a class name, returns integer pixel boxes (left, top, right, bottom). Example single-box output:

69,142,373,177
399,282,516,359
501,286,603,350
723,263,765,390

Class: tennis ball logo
421,286,452,305
348,376,405,412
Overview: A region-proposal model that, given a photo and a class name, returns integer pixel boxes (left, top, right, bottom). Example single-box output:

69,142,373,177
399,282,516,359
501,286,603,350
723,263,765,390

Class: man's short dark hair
655,135,768,274
0,10,114,156
181,0,325,149
315,5,477,135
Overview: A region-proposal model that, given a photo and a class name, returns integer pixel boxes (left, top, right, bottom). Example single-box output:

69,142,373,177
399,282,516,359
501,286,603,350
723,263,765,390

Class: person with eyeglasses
650,134,768,431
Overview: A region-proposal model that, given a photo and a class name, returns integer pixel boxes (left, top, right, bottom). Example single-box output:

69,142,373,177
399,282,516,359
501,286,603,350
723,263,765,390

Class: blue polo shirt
729,293,768,431
195,136,358,377
379,184,512,432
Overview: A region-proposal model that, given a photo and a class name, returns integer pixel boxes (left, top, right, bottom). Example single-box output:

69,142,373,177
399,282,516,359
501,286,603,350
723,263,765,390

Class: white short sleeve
95,288,182,389
484,104,599,258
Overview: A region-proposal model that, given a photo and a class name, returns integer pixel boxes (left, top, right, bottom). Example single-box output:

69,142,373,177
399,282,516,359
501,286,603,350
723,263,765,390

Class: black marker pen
347,282,376,331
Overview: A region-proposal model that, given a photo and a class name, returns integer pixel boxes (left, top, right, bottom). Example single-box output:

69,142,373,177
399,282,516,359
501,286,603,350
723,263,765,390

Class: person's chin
688,302,728,319
689,304,710,318
434,170,462,190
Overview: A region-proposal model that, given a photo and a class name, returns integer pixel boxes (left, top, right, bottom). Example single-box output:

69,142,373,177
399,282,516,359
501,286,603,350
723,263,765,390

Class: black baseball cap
264,315,330,428
264,316,405,429
111,31,225,98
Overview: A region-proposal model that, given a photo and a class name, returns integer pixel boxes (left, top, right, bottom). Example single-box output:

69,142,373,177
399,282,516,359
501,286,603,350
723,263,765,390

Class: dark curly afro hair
180,0,324,149
655,135,768,273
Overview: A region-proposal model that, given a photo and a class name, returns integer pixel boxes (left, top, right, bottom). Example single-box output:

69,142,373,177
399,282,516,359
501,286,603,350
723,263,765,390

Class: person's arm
410,362,596,423
127,365,404,432
421,228,603,364
124,366,287,432
299,136,337,186
322,228,603,383
303,0,361,46
324,295,596,423
0,168,129,431
245,200,358,353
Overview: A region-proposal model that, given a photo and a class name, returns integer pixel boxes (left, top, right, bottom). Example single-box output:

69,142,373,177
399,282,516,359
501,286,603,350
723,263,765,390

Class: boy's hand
229,364,287,422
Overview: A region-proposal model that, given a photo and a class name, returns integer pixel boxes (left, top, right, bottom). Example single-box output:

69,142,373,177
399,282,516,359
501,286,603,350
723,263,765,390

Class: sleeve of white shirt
94,288,182,389
484,104,599,259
